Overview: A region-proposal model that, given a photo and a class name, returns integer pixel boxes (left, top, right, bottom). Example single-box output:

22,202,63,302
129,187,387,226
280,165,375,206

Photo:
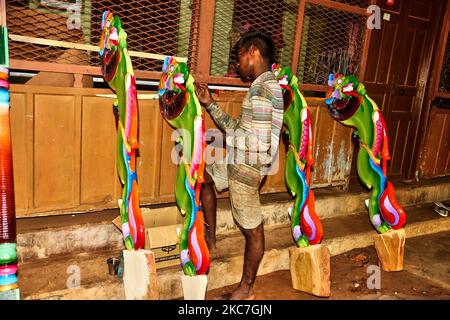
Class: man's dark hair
238,30,276,65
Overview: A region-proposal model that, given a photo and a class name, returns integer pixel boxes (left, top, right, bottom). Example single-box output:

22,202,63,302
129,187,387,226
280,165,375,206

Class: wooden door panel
137,99,164,201
390,94,416,113
10,93,28,212
395,22,430,87
34,94,78,209
420,106,450,178
409,0,434,20
364,15,400,85
158,117,179,200
80,96,117,205
387,119,411,178
435,114,450,174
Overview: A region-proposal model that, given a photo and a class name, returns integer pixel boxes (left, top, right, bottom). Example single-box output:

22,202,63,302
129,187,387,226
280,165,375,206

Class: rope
118,120,131,153
359,141,381,165
288,144,305,171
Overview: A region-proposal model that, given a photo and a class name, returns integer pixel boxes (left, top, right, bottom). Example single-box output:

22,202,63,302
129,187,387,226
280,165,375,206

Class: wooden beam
298,84,327,92
0,0,6,27
432,19,450,98
188,0,201,73
360,0,377,81
9,34,188,62
208,75,249,87
291,0,306,74
9,59,162,80
195,0,215,82
436,92,450,99
306,0,370,16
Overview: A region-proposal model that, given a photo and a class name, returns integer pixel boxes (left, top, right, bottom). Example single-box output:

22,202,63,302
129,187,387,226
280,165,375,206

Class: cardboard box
113,206,183,269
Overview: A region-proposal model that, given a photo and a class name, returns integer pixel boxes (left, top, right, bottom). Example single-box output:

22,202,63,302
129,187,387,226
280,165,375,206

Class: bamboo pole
9,34,188,63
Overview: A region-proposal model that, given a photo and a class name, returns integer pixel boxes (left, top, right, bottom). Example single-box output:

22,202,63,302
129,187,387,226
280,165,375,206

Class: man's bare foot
229,284,255,300
205,234,217,252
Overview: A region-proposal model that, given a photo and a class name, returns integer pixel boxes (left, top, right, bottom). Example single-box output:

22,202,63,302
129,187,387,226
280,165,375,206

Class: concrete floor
206,232,450,300
18,203,449,300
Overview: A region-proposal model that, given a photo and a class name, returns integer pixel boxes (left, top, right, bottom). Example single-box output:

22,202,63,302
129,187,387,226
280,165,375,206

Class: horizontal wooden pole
306,0,370,16
9,34,188,62
435,92,450,99
96,93,159,100
10,59,162,79
10,59,329,93
299,84,328,92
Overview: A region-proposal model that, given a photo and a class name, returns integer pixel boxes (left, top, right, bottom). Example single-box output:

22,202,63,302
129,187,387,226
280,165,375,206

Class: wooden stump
123,250,159,300
289,244,331,297
374,229,406,272
181,275,208,300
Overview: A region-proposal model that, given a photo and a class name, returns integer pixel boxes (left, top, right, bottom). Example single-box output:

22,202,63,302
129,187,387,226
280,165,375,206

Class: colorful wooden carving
325,74,406,233
272,64,323,247
158,57,210,276
100,11,145,250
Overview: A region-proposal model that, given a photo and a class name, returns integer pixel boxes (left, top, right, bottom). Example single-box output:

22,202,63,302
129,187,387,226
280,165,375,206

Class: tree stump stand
289,244,331,297
374,229,406,272
181,275,208,300
123,249,159,300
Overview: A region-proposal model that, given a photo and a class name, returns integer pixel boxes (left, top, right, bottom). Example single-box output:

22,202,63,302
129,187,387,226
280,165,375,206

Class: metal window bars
5,0,371,89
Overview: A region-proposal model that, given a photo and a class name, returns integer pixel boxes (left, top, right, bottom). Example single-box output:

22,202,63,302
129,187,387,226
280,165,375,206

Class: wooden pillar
290,0,306,74
123,250,159,300
374,229,405,272
358,0,376,81
289,244,331,297
0,0,6,26
193,0,215,82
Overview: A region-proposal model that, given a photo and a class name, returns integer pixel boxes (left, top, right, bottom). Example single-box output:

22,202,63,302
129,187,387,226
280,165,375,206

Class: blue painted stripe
0,274,17,286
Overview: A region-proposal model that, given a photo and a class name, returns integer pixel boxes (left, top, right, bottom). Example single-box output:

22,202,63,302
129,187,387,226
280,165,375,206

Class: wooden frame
6,0,374,93
414,1,450,179
431,18,450,99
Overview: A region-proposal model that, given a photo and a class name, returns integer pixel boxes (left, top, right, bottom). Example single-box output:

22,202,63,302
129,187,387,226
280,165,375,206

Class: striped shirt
206,71,284,175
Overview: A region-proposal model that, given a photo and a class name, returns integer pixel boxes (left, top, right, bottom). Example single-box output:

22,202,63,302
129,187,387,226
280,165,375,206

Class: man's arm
206,101,239,131
195,82,238,130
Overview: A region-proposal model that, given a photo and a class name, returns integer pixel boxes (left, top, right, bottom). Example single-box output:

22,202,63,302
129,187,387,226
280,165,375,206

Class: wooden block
374,229,405,272
123,250,159,300
181,275,208,300
289,244,331,297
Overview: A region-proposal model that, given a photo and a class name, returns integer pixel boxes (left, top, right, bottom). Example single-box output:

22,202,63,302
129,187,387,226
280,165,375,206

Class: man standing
195,31,284,300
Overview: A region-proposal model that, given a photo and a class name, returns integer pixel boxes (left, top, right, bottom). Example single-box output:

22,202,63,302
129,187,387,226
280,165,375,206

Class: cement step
16,178,450,261
21,203,450,300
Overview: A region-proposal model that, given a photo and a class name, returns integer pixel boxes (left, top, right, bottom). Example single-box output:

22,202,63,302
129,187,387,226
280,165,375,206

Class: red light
386,0,394,5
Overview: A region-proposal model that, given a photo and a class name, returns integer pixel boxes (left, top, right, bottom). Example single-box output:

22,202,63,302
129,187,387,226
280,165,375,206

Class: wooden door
362,0,445,181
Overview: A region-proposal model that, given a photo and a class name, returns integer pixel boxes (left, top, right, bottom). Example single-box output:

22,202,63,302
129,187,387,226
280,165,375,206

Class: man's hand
194,82,215,107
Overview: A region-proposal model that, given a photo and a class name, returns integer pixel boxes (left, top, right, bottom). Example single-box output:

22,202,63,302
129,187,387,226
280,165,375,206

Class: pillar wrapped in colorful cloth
0,18,19,300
